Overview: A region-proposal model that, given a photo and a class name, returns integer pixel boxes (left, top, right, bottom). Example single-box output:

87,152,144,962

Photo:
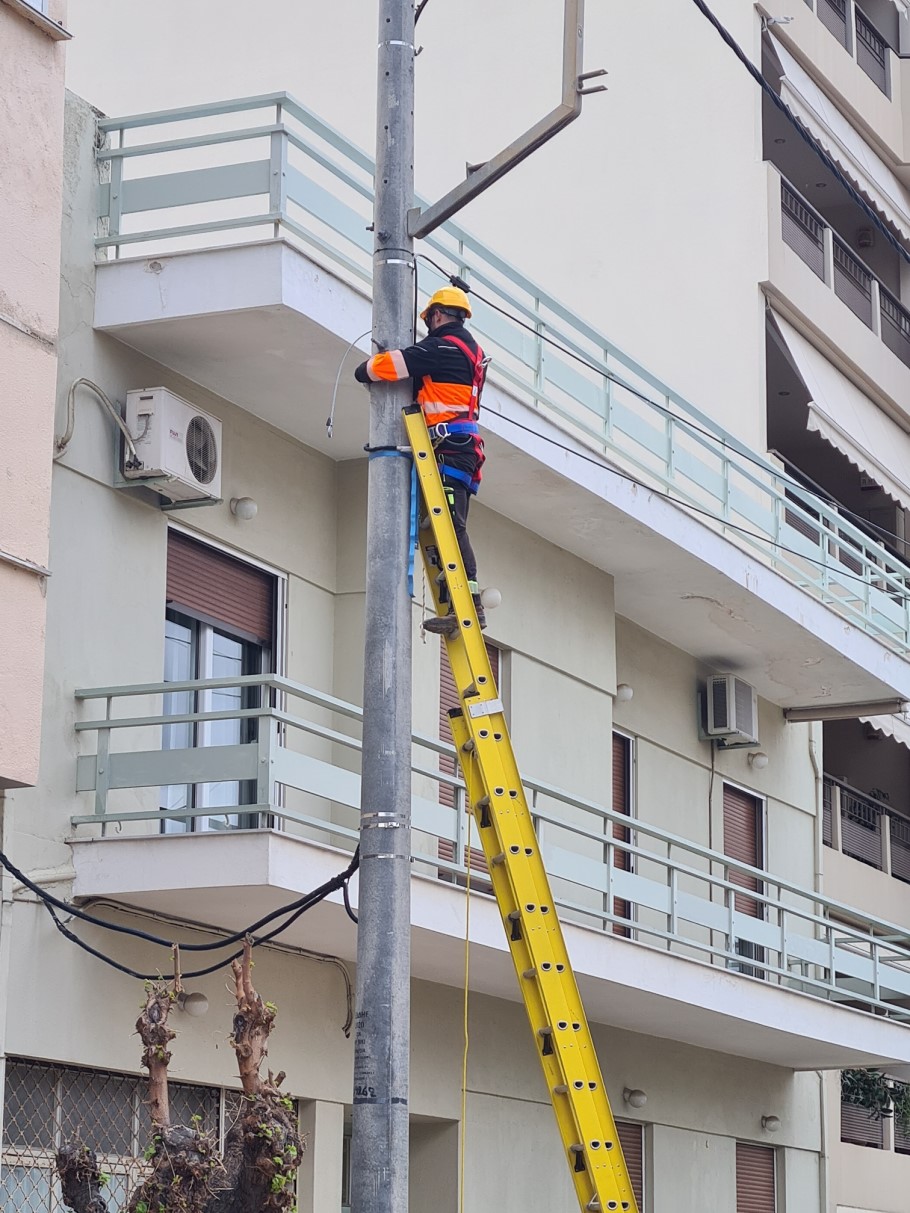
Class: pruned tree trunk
56,944,302,1213
56,1141,109,1213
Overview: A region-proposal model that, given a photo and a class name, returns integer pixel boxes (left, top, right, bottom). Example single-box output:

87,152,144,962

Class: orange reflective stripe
417,380,473,407
367,350,409,382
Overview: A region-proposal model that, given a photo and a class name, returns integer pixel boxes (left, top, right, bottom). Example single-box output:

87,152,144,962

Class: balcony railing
92,96,910,656
71,674,910,1022
824,774,910,884
780,175,910,368
804,0,892,95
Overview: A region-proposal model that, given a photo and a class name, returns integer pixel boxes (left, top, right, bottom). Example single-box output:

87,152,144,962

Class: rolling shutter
166,531,274,646
723,785,762,917
615,1121,643,1207
735,1142,776,1213
840,1100,884,1148
437,643,499,878
612,734,632,937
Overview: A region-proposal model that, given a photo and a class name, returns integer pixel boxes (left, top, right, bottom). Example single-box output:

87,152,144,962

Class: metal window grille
833,238,873,327
781,183,826,280
840,787,884,869
880,288,910,370
819,0,850,49
1,1058,295,1212
855,9,889,94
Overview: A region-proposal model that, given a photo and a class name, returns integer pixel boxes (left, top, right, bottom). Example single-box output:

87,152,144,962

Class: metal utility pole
350,0,415,1211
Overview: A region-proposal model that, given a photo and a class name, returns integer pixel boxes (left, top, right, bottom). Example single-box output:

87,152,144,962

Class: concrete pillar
297,1099,345,1213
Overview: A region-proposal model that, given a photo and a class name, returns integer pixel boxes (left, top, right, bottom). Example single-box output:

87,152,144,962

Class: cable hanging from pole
1,845,359,980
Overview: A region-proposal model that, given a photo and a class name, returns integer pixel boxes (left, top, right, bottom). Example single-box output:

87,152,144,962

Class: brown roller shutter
437,643,499,878
612,733,632,937
735,1143,776,1213
723,784,762,917
166,531,274,645
840,1100,884,1148
615,1121,643,1207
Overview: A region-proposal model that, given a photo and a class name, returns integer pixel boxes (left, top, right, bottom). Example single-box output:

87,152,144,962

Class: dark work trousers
443,477,477,582
437,437,482,584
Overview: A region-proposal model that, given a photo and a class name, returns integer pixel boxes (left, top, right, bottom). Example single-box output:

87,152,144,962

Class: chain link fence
1,1057,292,1211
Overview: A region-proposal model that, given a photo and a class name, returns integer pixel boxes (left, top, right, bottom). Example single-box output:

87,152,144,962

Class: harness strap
441,335,487,415
429,421,479,440
440,462,480,495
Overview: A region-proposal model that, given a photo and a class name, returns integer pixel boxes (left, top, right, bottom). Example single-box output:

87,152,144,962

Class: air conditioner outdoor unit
706,674,759,745
123,388,222,504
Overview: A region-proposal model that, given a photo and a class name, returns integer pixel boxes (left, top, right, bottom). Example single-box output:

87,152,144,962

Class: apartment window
611,733,634,937
1,1058,274,1211
724,784,765,976
840,1098,884,1148
736,1142,776,1212
437,641,501,884
161,531,277,832
616,1120,644,1208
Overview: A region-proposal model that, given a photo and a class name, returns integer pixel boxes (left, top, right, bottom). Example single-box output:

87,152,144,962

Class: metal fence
855,7,890,93
782,182,826,279
823,774,910,884
90,97,910,656
71,674,910,1022
833,235,874,326
819,0,851,49
0,1058,274,1213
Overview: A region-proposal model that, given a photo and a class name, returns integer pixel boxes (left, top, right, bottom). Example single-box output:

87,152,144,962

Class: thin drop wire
327,330,373,439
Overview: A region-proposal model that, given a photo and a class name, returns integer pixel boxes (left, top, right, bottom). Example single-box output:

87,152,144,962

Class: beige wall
63,0,770,455
0,0,67,786
3,897,824,1212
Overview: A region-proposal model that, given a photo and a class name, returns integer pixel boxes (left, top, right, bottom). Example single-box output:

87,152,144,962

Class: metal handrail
73,674,910,1023
92,96,910,652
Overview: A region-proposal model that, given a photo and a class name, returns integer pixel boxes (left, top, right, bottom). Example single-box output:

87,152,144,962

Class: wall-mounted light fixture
230,496,258,521
748,751,769,770
175,991,209,1017
761,1115,781,1133
623,1088,647,1109
616,684,634,703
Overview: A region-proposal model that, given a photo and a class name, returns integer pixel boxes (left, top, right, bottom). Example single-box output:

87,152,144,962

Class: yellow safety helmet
420,286,472,321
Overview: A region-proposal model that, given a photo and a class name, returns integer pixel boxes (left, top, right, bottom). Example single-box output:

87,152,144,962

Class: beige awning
772,39,910,243
860,713,910,748
771,312,910,512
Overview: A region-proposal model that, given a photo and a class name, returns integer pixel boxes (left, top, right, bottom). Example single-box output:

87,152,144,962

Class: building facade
6,2,910,1211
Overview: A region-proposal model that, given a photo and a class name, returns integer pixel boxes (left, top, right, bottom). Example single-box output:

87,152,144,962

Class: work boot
423,596,487,635
473,594,487,631
423,607,459,636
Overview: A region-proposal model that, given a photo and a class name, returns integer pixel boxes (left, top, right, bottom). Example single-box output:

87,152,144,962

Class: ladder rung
405,404,635,1213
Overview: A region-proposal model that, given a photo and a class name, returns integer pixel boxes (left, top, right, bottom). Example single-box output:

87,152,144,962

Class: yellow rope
459,814,473,1213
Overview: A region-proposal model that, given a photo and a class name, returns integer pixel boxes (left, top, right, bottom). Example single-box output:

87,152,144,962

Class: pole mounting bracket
408,0,604,240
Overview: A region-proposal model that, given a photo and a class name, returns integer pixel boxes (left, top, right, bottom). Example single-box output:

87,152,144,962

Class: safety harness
429,335,488,494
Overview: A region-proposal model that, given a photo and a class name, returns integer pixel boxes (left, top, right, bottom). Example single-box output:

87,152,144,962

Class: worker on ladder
355,285,488,634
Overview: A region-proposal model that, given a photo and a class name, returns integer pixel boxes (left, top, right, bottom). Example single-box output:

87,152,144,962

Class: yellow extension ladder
403,406,639,1213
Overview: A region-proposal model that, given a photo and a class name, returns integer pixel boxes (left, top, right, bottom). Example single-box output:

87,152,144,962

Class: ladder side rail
405,408,638,1213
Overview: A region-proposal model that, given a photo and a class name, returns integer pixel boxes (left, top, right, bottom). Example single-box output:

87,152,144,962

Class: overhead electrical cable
1,845,359,981
688,0,910,266
416,255,910,584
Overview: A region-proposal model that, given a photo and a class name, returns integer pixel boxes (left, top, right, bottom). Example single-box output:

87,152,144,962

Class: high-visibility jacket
355,322,484,429
355,321,487,490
